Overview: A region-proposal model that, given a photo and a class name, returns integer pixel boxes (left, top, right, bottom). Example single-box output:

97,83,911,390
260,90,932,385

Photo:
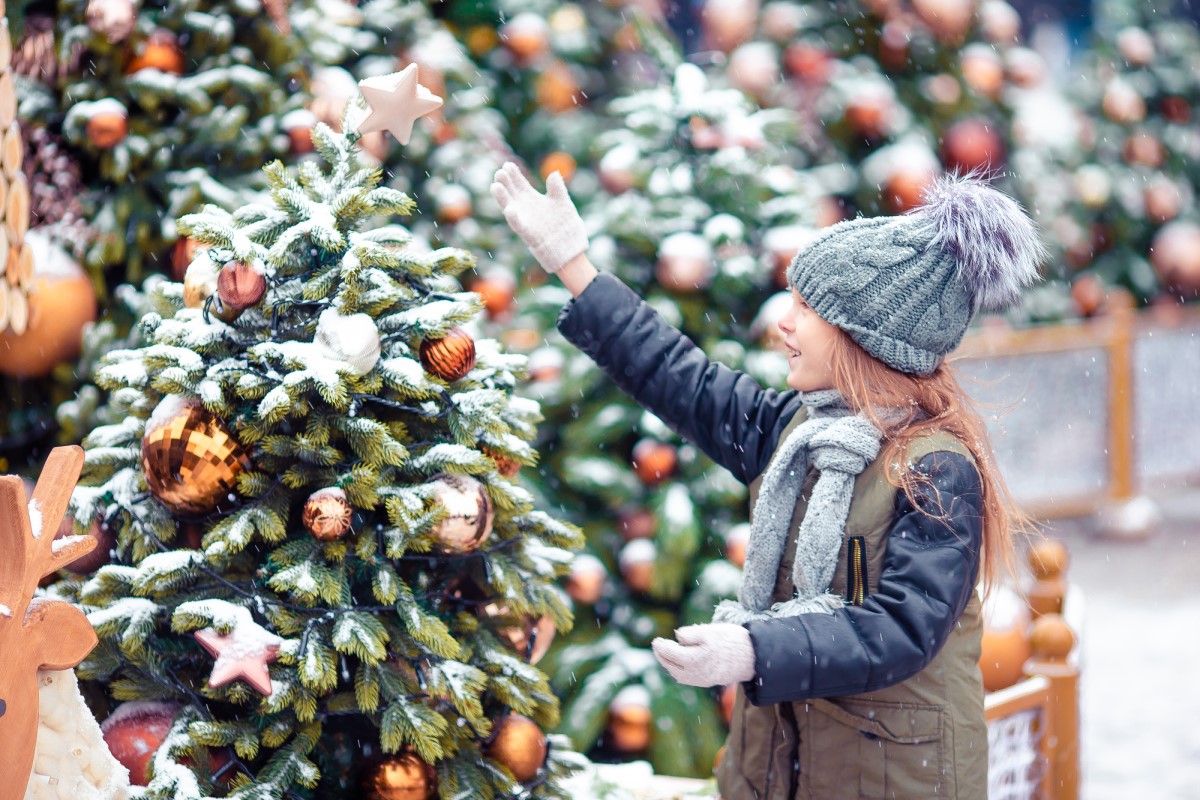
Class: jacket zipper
848,536,868,605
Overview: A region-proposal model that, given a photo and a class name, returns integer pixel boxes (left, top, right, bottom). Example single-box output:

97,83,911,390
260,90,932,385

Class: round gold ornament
566,554,607,605
607,685,652,753
142,396,251,516
618,539,656,594
360,752,437,800
481,601,556,664
485,714,547,783
216,260,267,310
183,252,242,323
419,327,476,382
303,487,352,541
429,473,493,553
85,104,129,149
125,29,185,75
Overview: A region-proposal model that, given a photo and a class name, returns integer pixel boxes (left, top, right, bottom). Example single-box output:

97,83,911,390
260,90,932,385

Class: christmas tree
1040,0,1200,316
64,86,585,798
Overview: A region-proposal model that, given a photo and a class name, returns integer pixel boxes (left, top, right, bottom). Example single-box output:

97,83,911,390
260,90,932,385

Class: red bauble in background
941,119,1005,173
631,439,677,486
1150,221,1200,296
125,29,185,75
101,702,180,785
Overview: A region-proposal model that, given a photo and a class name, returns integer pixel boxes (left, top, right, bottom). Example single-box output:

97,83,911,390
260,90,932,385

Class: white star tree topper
356,63,444,146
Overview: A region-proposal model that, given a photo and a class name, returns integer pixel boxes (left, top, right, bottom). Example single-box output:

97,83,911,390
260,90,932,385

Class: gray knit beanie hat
785,174,1046,375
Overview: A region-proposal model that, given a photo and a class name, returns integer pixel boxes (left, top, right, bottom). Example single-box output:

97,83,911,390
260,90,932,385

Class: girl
490,163,1045,799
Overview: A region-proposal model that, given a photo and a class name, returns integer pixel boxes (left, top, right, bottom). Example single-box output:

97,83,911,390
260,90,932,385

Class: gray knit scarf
713,390,884,624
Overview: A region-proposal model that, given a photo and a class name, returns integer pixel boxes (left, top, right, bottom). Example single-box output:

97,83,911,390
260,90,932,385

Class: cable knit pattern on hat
785,173,1045,375
713,390,882,624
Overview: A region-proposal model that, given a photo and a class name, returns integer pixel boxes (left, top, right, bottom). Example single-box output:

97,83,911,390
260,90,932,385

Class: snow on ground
1050,489,1200,800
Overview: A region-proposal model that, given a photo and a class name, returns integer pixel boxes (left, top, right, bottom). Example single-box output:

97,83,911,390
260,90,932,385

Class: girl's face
777,288,840,392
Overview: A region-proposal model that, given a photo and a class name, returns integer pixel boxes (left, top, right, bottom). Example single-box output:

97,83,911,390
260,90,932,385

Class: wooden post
1024,614,1079,800
1027,540,1068,618
1105,291,1137,502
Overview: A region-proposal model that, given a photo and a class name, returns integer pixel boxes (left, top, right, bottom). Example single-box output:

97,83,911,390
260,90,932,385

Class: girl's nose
777,316,793,334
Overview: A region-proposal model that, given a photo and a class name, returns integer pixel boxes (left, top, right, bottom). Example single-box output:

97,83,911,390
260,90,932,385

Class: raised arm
557,269,800,484
491,162,800,484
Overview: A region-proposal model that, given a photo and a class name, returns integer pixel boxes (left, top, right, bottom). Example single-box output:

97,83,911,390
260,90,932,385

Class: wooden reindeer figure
0,447,109,799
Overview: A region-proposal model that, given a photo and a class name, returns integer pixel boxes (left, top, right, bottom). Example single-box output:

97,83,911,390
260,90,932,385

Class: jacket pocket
802,698,945,799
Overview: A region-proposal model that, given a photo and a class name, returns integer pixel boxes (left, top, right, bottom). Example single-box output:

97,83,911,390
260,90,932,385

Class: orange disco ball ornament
141,396,251,516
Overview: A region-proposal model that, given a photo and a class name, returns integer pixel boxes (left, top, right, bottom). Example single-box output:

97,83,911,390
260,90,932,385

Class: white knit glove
651,623,756,688
490,162,588,274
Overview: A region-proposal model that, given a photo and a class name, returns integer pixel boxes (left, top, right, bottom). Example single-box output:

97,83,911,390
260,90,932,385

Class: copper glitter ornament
419,327,476,382
428,473,493,553
142,397,251,515
360,752,436,800
485,714,547,783
216,260,267,310
302,487,352,541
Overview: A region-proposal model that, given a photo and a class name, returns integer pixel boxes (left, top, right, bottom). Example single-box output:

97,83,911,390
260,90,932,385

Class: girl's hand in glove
490,162,588,274
651,623,756,688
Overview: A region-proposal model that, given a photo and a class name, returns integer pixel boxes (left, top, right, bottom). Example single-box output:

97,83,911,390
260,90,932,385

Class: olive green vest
715,409,987,800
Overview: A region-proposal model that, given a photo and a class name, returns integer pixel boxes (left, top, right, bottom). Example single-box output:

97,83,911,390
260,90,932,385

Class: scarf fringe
712,592,844,624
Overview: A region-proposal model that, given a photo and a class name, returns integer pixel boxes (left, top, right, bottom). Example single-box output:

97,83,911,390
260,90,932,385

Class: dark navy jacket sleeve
741,450,984,706
557,272,802,485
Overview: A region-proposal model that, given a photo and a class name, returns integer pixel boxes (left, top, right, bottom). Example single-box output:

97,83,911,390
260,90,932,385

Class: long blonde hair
827,329,1032,593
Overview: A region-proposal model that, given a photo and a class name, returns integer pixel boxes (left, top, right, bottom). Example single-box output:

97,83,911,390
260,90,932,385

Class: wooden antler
0,446,100,800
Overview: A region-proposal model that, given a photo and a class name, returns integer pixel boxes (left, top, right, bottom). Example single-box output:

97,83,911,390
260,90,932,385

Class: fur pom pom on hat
785,173,1045,375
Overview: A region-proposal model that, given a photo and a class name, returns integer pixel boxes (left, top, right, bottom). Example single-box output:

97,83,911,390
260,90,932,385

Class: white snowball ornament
314,308,381,375
656,232,715,292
